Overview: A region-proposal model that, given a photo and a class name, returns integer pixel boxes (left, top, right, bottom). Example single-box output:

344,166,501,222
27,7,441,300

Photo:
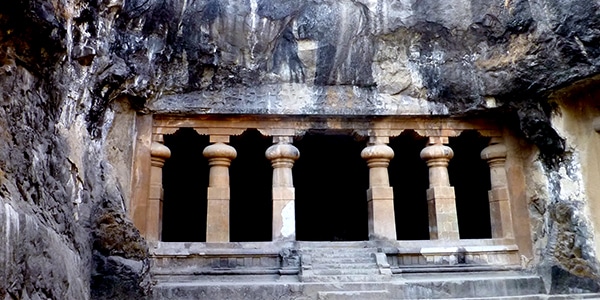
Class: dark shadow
229,129,273,242
294,132,369,241
162,128,210,242
389,130,430,240
448,131,492,239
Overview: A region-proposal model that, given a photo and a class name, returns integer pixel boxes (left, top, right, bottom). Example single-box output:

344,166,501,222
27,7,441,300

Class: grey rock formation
1,0,600,298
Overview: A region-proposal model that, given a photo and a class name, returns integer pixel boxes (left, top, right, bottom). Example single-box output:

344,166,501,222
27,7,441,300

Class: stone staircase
298,242,391,282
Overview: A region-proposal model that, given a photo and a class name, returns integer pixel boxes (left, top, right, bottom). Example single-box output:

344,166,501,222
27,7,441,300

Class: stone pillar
481,138,515,239
361,137,397,240
203,139,237,243
420,137,459,240
265,136,300,241
147,141,171,241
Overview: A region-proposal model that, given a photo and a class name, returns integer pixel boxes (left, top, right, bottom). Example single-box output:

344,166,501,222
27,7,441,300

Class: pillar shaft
481,140,514,239
420,138,459,240
147,141,171,241
203,142,237,243
266,138,299,241
361,142,397,240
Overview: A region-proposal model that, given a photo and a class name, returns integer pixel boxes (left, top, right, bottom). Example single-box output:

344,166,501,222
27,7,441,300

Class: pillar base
489,187,514,239
367,186,397,240
427,186,459,240
272,188,296,241
207,187,230,243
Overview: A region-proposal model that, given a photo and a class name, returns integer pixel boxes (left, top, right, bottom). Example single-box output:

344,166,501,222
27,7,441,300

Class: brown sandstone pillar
147,141,171,241
481,138,515,239
265,136,300,241
361,137,397,240
203,138,237,243
420,137,459,240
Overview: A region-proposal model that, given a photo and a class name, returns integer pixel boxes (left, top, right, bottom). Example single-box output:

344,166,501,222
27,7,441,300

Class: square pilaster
272,187,296,241
206,187,230,243
489,187,514,239
426,186,459,240
367,186,397,240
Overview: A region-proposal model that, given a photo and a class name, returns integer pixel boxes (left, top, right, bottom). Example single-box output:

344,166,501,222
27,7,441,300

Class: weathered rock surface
1,0,600,298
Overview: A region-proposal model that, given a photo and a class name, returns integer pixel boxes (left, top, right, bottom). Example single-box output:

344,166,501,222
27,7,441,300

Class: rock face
1,0,600,298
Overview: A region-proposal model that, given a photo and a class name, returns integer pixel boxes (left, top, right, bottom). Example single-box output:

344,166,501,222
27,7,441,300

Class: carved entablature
151,115,503,142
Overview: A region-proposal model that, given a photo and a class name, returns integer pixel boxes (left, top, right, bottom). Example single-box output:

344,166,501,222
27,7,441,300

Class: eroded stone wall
0,1,149,299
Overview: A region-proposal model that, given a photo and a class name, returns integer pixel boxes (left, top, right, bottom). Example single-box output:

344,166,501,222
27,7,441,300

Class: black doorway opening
449,131,492,239
229,129,273,242
389,130,430,240
162,128,210,242
294,132,369,241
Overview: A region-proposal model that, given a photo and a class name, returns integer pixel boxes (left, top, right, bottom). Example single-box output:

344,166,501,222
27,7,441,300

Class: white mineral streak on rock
4,203,19,274
558,164,584,202
66,15,73,62
281,200,295,238
178,0,188,36
249,0,258,65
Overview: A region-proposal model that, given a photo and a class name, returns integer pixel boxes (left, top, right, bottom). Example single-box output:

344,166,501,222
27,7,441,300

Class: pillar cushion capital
361,144,394,161
151,142,171,160
265,143,300,161
481,143,507,161
420,144,453,161
203,143,237,160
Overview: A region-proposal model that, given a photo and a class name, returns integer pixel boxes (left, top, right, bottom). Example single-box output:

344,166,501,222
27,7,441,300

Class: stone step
151,271,547,299
302,251,377,258
312,268,381,276
310,263,378,270
317,290,389,300
311,256,375,264
301,274,391,282
301,247,377,253
296,241,375,248
302,252,377,258
437,294,600,299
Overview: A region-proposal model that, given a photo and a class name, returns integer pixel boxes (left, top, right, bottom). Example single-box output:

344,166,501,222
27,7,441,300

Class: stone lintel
153,115,502,136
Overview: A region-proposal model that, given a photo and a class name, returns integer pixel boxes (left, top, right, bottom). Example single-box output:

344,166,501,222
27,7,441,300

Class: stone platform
149,241,600,299
152,271,553,299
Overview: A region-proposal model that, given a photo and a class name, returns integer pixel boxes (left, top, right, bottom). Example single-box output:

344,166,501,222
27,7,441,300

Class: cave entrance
389,130,430,240
449,130,492,239
229,129,273,242
294,132,369,241
162,128,210,242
